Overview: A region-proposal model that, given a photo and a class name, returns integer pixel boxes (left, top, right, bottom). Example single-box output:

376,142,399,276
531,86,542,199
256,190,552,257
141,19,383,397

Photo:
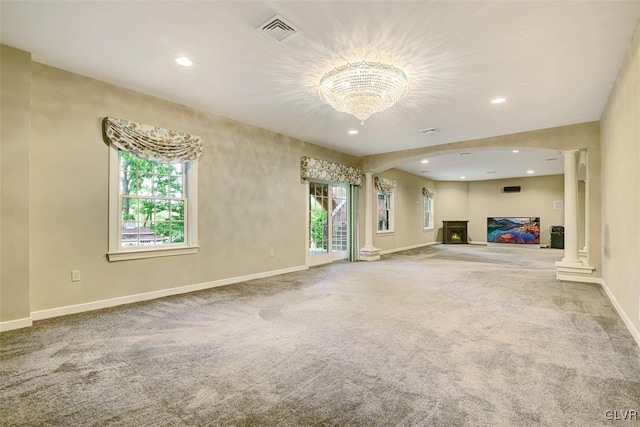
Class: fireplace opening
443,220,469,244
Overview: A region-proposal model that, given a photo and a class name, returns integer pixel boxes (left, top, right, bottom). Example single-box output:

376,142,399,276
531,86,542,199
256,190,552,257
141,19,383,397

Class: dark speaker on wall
502,186,521,193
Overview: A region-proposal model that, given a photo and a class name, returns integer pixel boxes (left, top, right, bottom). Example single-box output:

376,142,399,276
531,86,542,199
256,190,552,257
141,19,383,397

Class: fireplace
443,220,469,244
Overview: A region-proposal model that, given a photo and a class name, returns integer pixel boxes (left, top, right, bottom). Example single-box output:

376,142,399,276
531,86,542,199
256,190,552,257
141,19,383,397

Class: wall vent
257,14,299,42
502,186,521,193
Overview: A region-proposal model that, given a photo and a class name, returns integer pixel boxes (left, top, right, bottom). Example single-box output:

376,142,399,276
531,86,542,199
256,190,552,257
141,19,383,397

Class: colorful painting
487,217,540,244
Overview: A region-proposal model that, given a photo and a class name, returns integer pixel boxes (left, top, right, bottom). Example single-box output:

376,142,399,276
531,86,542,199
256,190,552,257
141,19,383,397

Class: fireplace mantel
443,220,469,244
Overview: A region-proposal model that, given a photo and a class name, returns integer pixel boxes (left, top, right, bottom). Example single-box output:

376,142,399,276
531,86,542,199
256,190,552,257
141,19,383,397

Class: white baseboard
598,279,640,349
380,241,437,255
469,241,488,245
0,317,33,332
556,274,602,285
31,265,308,322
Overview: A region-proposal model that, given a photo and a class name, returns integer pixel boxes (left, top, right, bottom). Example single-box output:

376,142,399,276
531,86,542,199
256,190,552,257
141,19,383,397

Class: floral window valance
375,177,397,195
103,117,203,163
422,187,436,198
300,156,362,186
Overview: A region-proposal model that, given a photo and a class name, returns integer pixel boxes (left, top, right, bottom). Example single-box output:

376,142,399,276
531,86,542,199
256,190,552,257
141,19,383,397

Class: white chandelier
319,60,409,124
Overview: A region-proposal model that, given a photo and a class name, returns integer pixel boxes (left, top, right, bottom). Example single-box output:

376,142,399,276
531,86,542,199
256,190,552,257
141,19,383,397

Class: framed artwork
487,217,540,244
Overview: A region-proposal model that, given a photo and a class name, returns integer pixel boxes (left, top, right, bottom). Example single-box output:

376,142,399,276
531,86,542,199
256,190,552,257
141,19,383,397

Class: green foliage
120,151,185,244
310,204,328,249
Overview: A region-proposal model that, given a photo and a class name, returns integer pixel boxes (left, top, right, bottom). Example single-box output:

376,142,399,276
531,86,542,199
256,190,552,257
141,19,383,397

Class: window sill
423,227,434,231
376,230,395,236
108,246,199,262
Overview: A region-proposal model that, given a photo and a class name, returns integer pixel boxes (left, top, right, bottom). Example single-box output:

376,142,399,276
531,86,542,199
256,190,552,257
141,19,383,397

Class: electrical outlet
270,249,275,257
71,270,81,282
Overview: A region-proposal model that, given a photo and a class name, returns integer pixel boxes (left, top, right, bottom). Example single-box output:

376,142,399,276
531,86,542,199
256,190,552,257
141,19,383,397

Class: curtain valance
422,187,436,198
300,156,362,186
103,117,203,163
375,177,397,195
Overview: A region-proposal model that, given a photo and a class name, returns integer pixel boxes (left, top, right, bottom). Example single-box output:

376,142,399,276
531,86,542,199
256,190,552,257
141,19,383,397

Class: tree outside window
119,151,186,247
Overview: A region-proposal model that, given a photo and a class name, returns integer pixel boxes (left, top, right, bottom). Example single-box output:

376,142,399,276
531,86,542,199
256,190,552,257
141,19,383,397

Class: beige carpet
1,244,639,426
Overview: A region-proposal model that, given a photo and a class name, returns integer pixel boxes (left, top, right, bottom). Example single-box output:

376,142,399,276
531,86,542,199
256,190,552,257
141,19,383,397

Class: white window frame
107,146,199,261
424,193,434,230
377,191,394,234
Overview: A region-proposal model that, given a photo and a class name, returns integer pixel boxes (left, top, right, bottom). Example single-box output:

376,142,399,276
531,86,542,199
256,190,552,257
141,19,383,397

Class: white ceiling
2,1,639,180
400,148,563,182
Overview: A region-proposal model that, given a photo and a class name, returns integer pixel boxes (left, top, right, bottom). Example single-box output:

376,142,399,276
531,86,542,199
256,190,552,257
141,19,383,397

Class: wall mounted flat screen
487,217,540,244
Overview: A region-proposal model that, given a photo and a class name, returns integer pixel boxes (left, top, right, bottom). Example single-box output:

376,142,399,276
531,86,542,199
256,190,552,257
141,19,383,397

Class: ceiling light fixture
421,159,429,164
527,170,535,174
512,149,520,153
460,176,466,180
348,130,359,135
491,97,506,104
319,61,409,124
175,57,193,67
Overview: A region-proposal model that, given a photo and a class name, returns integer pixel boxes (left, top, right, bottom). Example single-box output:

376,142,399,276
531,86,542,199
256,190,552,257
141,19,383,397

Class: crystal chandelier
319,61,409,124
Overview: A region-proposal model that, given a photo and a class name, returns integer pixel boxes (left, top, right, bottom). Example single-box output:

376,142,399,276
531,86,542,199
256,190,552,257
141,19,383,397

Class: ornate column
359,172,380,261
556,149,595,281
578,150,588,258
560,149,581,266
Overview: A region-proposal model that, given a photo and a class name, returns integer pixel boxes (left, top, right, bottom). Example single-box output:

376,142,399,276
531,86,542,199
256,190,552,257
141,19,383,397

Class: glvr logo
604,410,638,421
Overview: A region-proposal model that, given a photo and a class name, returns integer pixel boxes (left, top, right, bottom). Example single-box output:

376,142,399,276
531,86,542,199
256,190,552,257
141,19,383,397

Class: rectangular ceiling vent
258,14,299,42
419,128,439,135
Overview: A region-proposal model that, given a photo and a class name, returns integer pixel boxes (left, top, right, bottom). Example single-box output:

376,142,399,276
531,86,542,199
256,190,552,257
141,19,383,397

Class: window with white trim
108,148,198,261
377,191,393,232
424,192,434,229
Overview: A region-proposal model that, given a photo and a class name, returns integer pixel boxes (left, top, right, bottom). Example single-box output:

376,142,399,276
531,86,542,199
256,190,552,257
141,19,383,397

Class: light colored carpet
1,244,639,426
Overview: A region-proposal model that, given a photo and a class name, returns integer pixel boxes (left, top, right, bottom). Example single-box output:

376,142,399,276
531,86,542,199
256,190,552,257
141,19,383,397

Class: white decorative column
561,150,581,265
360,172,381,261
556,150,594,280
578,150,588,258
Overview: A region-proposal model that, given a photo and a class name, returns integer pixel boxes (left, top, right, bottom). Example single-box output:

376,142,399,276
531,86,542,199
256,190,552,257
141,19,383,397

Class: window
108,148,198,261
377,191,393,232
424,192,433,229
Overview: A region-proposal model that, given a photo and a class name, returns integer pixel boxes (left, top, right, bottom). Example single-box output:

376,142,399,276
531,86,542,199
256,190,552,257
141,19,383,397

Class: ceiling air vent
257,14,299,42
419,128,439,135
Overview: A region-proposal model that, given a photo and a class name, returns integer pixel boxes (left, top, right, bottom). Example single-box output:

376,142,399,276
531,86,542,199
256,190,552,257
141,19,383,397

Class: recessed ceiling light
460,176,466,180
421,159,429,164
491,97,506,104
486,171,497,174
527,170,535,174
175,57,193,67
460,152,471,156
512,149,520,153
348,130,359,135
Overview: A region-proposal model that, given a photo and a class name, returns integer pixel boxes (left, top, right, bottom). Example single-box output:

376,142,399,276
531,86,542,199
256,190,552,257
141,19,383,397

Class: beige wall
27,62,359,313
467,175,564,245
600,23,640,334
0,46,31,324
433,181,469,242
372,169,436,251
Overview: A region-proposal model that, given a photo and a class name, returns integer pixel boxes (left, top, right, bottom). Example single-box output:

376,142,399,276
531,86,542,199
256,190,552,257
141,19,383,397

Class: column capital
561,149,580,158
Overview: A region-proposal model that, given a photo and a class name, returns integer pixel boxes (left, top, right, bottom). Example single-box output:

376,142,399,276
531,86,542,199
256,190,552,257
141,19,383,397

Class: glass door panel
331,185,348,259
308,182,349,265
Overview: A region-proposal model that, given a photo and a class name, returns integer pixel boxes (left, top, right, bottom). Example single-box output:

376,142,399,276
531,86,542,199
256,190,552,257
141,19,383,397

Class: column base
555,260,596,282
359,246,381,262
